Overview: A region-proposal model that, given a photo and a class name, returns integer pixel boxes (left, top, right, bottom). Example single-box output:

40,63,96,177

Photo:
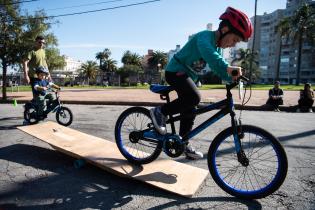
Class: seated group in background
297,83,314,113
266,81,283,112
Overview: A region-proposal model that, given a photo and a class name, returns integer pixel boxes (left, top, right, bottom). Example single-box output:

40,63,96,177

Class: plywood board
18,121,209,197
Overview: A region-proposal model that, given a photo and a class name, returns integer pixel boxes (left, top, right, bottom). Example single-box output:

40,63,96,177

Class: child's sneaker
185,144,203,160
150,107,167,135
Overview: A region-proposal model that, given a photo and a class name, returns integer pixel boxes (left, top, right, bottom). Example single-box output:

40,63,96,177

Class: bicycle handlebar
231,69,249,82
46,87,61,93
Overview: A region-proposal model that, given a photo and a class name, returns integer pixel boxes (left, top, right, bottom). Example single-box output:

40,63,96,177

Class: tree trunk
276,38,282,82
1,60,8,100
296,31,303,86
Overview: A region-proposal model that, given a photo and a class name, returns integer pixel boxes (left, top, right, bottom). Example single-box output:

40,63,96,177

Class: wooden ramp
17,121,209,198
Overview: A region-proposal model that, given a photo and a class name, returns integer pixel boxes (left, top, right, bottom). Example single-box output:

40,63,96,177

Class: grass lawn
1,84,304,92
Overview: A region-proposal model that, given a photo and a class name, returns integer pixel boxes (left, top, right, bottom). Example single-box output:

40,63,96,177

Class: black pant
266,98,283,109
161,71,201,137
298,98,314,109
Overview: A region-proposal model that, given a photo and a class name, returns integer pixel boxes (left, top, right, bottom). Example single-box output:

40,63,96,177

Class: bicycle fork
231,113,249,167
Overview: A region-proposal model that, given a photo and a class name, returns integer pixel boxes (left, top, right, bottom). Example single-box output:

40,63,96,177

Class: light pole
157,63,162,84
249,0,258,83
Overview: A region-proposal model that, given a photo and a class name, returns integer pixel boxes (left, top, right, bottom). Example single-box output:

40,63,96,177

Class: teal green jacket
166,30,230,82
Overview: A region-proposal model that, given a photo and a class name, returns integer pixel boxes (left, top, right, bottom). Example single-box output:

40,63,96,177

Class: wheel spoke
211,126,287,198
116,109,160,163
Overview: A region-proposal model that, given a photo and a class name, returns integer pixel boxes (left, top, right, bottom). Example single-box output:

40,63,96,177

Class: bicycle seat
150,84,174,95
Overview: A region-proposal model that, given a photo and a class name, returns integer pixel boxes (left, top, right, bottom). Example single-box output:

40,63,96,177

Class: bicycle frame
143,81,243,153
50,91,62,113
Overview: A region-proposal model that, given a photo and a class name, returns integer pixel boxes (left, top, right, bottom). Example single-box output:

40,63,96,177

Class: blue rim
117,113,152,161
212,129,283,196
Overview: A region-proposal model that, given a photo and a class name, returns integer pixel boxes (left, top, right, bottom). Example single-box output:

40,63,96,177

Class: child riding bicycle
32,66,60,119
150,7,253,159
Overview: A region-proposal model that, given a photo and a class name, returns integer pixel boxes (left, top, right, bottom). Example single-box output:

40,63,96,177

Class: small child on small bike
150,7,253,159
33,66,60,118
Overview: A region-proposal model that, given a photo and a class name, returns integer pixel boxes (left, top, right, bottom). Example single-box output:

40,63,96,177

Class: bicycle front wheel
208,125,288,199
56,107,73,126
115,107,162,165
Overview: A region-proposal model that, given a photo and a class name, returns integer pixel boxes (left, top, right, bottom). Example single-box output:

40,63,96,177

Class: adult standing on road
23,36,51,94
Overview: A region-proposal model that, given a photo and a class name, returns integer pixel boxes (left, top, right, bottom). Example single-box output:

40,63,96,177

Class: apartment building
249,0,315,84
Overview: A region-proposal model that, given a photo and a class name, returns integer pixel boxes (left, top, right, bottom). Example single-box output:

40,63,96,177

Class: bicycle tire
24,103,39,125
208,125,288,199
115,107,163,165
56,107,73,126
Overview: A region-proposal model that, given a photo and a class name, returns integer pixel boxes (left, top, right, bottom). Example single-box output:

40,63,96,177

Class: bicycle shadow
82,156,178,184
0,116,24,130
0,144,262,210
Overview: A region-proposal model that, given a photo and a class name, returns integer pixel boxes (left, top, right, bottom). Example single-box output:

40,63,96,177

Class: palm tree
104,58,117,72
148,50,168,70
232,48,260,82
121,50,132,65
289,3,315,85
147,51,168,84
121,51,143,84
121,50,142,66
275,17,290,81
130,53,142,67
95,48,111,68
79,61,99,85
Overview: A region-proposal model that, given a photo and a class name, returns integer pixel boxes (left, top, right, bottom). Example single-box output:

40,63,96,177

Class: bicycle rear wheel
208,125,288,199
115,107,162,165
24,103,39,125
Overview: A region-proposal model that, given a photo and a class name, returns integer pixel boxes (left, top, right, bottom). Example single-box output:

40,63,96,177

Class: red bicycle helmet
219,7,253,41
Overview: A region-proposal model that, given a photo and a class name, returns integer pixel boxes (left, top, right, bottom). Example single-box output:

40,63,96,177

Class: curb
1,99,310,113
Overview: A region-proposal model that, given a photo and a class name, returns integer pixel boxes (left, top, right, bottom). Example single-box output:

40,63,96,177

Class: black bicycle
114,75,288,199
24,88,73,126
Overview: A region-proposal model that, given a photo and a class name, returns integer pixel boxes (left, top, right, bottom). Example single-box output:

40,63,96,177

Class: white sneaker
185,144,203,160
309,108,313,113
150,107,167,135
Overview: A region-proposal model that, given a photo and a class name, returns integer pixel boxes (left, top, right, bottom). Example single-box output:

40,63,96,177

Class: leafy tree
117,64,142,85
0,2,64,100
78,61,98,85
0,1,23,100
46,48,66,71
232,48,260,82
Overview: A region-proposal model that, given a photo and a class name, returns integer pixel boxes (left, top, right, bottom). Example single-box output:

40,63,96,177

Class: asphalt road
0,104,314,210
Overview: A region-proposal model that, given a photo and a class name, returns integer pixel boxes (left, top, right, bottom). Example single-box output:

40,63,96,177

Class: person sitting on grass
266,81,283,112
33,66,60,119
297,83,314,113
